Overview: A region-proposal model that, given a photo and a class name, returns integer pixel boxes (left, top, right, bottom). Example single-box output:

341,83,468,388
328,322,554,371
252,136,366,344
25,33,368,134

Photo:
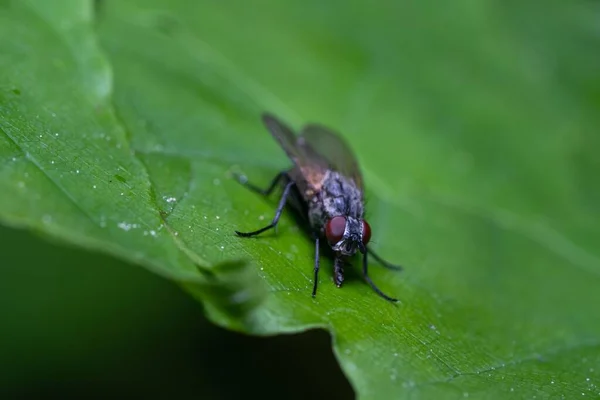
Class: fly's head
325,215,371,256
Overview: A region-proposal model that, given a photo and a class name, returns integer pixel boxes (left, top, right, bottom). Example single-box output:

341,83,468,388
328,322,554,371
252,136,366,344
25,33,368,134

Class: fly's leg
367,247,403,271
235,180,295,237
333,255,344,288
312,235,320,297
233,171,286,196
361,247,398,302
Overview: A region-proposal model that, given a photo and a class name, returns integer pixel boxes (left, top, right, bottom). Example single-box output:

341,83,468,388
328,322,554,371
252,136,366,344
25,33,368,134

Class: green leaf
2,0,600,398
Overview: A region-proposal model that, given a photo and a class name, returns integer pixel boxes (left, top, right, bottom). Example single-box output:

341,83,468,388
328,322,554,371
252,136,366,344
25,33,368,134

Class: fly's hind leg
235,178,295,237
233,171,286,196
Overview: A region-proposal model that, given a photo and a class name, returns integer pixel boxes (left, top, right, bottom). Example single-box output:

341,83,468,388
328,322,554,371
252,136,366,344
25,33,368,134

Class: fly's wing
261,113,329,194
300,123,364,192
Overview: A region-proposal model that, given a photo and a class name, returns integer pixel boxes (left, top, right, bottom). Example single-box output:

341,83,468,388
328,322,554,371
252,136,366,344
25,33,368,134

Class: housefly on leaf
234,113,402,302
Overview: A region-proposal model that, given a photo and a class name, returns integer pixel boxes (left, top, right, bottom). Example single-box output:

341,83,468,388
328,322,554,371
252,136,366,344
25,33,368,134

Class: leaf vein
0,124,100,228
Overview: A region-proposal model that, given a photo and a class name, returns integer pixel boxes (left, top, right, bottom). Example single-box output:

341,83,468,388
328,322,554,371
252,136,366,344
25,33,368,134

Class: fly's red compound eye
325,216,347,245
362,220,372,245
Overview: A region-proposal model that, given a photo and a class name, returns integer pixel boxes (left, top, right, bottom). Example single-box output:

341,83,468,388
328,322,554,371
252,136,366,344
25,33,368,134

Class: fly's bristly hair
343,199,351,215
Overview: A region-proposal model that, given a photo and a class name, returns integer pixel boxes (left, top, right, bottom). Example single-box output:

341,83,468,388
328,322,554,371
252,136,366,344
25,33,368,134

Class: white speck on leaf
118,222,134,231
76,170,80,174
165,196,177,203
117,222,140,232
259,215,265,221
149,230,157,237
93,185,97,189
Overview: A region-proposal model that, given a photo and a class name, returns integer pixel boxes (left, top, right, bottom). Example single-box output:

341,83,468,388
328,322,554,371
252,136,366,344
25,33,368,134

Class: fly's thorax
307,170,364,232
308,195,327,232
321,171,364,218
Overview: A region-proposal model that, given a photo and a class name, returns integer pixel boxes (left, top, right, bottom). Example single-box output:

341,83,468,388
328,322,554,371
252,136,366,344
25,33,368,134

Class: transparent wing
300,123,364,191
261,113,329,190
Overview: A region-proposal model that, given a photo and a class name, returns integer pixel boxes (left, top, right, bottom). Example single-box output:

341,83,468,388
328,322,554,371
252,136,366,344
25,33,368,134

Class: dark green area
1,0,599,398
0,225,351,399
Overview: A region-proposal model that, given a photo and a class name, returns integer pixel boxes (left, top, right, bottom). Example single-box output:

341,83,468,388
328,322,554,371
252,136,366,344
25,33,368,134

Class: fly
234,113,402,302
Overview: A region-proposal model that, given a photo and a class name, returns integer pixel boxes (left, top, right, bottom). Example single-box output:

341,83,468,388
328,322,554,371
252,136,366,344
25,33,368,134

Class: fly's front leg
367,247,403,271
361,245,398,302
312,234,320,297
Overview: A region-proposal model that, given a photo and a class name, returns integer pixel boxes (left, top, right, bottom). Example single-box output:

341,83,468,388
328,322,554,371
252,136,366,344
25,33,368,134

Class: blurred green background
0,225,352,399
